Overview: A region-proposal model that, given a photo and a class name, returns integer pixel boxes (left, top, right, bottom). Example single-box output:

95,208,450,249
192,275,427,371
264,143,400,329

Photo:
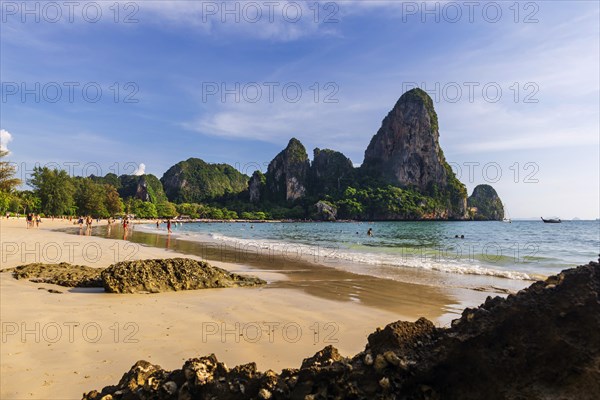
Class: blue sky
1,1,598,218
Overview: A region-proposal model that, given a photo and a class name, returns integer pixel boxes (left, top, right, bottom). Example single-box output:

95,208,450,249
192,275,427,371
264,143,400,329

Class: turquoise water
138,220,599,281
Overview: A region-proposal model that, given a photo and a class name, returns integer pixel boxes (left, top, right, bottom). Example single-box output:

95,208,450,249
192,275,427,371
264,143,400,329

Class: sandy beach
1,218,493,399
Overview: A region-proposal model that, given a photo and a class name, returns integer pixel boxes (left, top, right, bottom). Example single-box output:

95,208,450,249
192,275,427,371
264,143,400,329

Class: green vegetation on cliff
161,158,248,203
405,87,439,133
468,184,505,221
6,89,496,222
117,174,167,204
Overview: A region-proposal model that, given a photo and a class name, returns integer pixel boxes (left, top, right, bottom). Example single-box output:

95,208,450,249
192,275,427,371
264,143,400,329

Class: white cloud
182,95,377,162
133,163,146,176
0,129,13,153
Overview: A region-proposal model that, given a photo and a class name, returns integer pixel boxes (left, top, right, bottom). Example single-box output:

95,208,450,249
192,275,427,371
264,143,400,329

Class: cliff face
468,184,505,221
362,88,445,189
118,174,167,203
310,148,354,196
248,171,266,203
265,138,310,203
160,158,248,203
362,88,467,218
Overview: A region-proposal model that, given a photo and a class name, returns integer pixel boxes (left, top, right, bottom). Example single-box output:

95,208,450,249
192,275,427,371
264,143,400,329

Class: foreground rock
101,258,266,294
84,261,600,399
6,262,103,287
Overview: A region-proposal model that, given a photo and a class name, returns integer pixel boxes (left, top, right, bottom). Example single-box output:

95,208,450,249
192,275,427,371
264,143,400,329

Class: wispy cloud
137,0,341,41
182,95,374,161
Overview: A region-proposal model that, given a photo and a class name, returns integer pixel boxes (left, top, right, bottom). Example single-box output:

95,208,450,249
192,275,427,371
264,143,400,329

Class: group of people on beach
25,213,41,228
156,218,173,233
73,216,96,236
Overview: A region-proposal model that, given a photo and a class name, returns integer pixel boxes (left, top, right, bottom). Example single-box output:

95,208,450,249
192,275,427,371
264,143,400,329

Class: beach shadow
68,287,105,294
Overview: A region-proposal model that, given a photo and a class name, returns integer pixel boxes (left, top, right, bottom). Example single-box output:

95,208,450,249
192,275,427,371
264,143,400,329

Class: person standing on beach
123,218,129,240
26,213,32,228
35,214,41,228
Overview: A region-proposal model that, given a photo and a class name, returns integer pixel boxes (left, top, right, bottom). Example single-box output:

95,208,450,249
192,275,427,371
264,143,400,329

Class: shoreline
59,223,464,319
0,218,521,399
67,222,531,316
97,221,533,293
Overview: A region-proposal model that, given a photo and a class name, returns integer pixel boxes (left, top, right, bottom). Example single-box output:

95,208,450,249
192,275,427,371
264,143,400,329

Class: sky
1,0,599,219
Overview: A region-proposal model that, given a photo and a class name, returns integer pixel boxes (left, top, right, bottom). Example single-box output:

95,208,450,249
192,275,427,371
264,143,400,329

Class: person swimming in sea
367,228,373,237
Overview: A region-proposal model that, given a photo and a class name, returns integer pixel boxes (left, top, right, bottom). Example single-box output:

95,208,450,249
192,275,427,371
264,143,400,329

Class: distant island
1,89,503,221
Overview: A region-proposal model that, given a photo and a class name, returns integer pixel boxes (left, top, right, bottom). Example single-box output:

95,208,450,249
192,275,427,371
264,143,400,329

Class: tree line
0,154,264,220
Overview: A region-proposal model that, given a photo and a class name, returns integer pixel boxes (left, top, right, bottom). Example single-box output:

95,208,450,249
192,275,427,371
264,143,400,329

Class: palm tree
0,150,21,191
17,191,39,214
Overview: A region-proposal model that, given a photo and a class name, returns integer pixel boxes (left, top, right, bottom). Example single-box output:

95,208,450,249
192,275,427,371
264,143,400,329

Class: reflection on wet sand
83,224,460,321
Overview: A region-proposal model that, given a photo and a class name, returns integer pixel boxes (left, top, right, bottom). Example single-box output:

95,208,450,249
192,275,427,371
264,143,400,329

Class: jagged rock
160,158,248,203
362,88,467,218
266,138,310,203
313,201,337,221
84,261,600,399
310,148,354,196
101,258,266,294
300,345,344,369
248,170,266,203
467,184,505,221
367,317,438,357
6,262,103,287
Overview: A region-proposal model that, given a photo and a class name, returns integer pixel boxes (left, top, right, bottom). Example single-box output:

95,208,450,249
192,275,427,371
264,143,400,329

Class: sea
134,220,599,284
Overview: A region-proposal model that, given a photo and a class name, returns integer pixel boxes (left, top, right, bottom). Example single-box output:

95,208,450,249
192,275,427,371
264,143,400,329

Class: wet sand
89,223,461,319
0,218,480,399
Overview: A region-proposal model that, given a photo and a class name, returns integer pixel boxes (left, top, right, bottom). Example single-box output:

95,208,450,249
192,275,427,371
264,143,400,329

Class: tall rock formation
362,88,467,218
248,171,266,203
265,138,310,203
468,184,505,221
160,158,248,203
310,148,354,196
118,174,167,204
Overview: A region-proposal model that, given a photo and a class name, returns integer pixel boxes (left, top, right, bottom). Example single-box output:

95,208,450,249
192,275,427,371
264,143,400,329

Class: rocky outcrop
468,184,505,220
313,200,337,221
101,258,265,294
160,158,248,203
362,88,445,189
84,261,600,399
310,148,354,196
118,174,167,204
265,138,310,203
362,88,467,218
6,262,103,287
248,171,266,203
6,259,265,294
